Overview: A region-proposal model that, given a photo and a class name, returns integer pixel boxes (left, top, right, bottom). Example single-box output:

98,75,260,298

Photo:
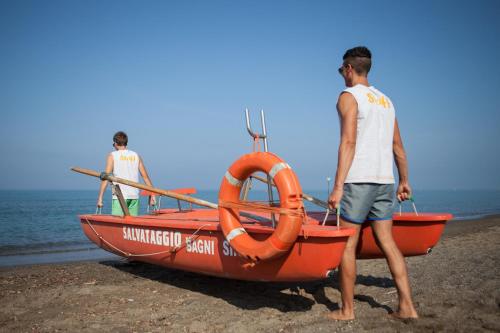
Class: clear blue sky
1,0,499,190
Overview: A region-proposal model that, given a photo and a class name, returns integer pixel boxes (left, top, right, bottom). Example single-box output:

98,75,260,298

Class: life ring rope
218,200,305,218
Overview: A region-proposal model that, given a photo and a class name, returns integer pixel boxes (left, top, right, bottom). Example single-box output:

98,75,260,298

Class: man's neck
115,146,127,151
347,76,370,87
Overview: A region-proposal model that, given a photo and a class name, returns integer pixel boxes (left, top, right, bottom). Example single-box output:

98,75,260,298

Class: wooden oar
71,167,271,223
250,174,331,210
72,167,218,209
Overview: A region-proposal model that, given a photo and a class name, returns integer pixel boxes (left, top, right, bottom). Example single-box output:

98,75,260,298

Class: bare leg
371,219,418,318
327,219,361,320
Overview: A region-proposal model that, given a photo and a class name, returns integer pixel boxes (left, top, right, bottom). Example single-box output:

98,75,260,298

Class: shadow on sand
101,260,395,314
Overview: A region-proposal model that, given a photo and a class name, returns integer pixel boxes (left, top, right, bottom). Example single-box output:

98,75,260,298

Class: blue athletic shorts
340,183,395,224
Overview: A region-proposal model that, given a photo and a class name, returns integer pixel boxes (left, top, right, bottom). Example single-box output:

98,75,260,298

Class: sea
1,189,499,267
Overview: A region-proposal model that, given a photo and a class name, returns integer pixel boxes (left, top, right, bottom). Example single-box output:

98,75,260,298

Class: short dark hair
343,46,372,76
113,131,128,146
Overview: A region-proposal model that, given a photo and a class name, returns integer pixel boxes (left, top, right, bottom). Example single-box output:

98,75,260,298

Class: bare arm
139,157,156,206
97,154,114,207
328,92,358,209
393,119,412,201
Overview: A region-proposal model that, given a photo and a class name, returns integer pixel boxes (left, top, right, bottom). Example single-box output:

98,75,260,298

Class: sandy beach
0,215,499,332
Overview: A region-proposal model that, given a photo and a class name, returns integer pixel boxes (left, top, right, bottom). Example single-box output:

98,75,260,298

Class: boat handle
321,204,340,227
245,108,267,139
398,196,419,216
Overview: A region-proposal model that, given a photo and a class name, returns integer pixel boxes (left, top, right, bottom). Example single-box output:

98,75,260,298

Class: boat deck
80,208,355,238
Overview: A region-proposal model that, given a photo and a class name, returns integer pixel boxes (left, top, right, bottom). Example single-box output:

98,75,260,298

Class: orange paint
80,209,354,282
356,213,453,259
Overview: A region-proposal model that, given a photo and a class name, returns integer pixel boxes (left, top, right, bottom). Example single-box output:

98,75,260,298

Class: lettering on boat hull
122,227,241,257
122,227,182,248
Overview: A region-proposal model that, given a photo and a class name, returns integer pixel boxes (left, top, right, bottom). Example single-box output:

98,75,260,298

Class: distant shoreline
0,247,118,268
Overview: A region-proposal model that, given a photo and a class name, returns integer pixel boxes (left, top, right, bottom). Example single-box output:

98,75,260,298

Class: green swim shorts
112,199,139,216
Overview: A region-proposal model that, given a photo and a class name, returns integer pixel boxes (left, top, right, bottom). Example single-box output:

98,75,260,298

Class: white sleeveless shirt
343,84,395,184
111,150,140,199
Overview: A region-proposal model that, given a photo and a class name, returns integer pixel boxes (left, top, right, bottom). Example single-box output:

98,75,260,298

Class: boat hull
302,212,453,259
80,209,354,282
356,213,453,259
80,210,452,280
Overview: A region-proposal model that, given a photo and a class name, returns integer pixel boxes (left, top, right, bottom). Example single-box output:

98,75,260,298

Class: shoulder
127,150,141,162
340,84,368,101
371,86,392,99
338,91,356,101
337,92,358,118
341,87,356,98
122,149,138,157
337,91,357,108
106,153,114,166
370,85,384,94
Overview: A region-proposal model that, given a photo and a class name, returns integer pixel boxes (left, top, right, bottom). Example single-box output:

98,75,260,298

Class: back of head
343,46,372,76
113,131,128,146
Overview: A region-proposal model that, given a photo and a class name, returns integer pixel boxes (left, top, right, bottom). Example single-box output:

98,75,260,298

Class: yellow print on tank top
366,93,390,109
120,155,136,161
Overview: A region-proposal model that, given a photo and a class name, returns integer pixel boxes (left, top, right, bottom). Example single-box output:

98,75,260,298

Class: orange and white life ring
218,152,303,261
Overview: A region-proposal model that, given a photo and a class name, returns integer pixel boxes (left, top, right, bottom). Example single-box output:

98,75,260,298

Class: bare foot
389,311,418,320
326,309,355,321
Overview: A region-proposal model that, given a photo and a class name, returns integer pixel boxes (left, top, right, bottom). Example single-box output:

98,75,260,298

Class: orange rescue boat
78,208,452,281
79,208,355,282
73,111,453,282
74,152,452,282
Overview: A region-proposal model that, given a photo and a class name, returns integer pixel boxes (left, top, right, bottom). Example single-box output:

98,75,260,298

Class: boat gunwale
78,213,356,238
393,213,453,222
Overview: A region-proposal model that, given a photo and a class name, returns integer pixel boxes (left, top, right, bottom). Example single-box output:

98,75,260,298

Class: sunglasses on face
338,63,349,75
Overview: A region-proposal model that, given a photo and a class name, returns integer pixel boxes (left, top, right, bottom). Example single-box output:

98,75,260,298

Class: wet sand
1,216,499,332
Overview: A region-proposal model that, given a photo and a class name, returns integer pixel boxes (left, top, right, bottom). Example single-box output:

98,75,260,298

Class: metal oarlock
321,208,330,226
322,177,333,226
240,176,253,201
245,109,276,227
95,206,102,215
146,196,162,214
337,205,340,227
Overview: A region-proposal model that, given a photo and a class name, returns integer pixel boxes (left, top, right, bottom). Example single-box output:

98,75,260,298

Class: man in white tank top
97,131,155,216
327,47,418,320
